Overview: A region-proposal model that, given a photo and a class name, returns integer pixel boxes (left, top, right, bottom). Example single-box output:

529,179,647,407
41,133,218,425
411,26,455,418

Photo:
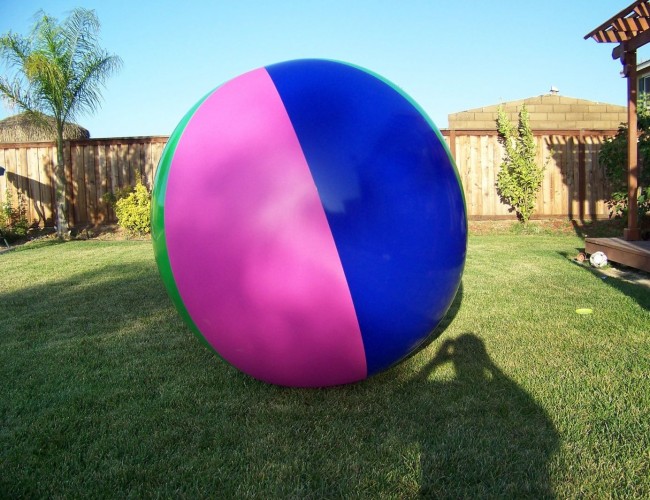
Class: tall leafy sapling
495,105,545,223
0,8,122,239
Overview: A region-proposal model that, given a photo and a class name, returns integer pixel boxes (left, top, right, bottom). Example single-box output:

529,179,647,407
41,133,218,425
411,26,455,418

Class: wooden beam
614,16,650,33
593,29,629,43
635,2,650,17
448,129,456,163
578,131,586,222
625,50,641,241
612,29,650,59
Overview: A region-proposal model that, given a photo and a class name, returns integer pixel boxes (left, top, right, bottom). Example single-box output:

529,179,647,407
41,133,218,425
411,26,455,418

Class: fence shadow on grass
0,260,170,339
588,269,650,311
558,251,650,311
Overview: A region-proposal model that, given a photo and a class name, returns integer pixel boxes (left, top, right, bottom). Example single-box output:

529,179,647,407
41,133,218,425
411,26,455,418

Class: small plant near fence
103,175,151,236
495,105,545,224
1,189,29,242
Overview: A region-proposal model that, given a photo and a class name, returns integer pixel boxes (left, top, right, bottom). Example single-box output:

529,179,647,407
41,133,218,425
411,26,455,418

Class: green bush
114,181,151,236
1,189,29,241
0,191,12,230
598,93,650,224
102,181,139,208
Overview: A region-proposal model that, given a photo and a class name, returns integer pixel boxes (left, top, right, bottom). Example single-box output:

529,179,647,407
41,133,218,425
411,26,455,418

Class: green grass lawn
1,235,648,498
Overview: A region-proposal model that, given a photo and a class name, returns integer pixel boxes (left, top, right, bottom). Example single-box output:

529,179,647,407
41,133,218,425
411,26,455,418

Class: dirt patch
0,224,150,253
71,224,151,241
468,219,627,237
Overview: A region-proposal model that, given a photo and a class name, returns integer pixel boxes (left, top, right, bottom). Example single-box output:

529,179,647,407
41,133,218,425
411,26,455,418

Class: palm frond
0,75,36,112
1,7,120,138
68,53,122,121
0,32,31,68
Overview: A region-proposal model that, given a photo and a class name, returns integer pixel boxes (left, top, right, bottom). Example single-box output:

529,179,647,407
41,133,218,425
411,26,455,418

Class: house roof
447,94,626,131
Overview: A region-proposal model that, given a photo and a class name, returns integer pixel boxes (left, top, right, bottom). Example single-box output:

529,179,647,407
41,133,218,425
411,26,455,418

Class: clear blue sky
0,0,644,138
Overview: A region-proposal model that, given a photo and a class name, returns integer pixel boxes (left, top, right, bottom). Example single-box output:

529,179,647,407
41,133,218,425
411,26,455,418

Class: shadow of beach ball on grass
152,59,467,387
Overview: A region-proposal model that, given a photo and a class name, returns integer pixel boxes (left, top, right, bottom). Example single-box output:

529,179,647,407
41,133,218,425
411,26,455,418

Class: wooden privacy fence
442,129,618,220
0,137,167,227
0,130,617,226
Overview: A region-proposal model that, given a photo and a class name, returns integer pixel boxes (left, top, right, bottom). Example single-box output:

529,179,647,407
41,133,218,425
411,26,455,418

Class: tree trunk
55,131,69,239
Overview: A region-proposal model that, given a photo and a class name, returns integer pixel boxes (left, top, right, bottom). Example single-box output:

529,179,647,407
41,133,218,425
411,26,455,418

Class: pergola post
624,49,640,241
585,0,650,241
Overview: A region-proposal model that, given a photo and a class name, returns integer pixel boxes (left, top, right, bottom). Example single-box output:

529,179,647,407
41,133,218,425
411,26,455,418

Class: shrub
0,191,12,230
598,93,650,224
114,180,151,236
1,189,29,241
102,185,135,208
496,105,545,224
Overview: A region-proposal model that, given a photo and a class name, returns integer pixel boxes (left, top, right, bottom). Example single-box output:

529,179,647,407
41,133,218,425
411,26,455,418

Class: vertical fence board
584,136,593,220
493,139,507,216
540,138,551,216
128,143,137,183
84,144,97,224
151,142,164,181
38,146,54,223
461,137,472,207
51,144,59,225
119,143,129,187
478,135,491,213
535,137,545,215
71,144,85,225
109,144,120,222
485,136,495,216
97,145,108,224
109,144,119,193
0,149,8,208
0,149,7,205
4,148,17,209
470,136,478,215
26,147,41,224
460,136,470,212
16,147,29,217
144,142,153,189
562,138,572,217
135,143,145,181
548,136,562,215
566,133,580,218
63,142,74,225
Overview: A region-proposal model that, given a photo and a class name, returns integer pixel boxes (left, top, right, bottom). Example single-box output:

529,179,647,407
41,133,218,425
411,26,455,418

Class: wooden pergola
585,0,650,241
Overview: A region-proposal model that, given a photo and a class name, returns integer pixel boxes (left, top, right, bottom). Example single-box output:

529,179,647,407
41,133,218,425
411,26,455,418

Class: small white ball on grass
589,251,608,268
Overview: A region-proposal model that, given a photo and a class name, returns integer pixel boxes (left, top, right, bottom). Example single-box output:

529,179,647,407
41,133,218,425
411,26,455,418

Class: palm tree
0,8,121,238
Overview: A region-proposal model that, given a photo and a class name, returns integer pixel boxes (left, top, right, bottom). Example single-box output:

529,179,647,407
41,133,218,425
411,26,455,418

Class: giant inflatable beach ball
152,59,467,387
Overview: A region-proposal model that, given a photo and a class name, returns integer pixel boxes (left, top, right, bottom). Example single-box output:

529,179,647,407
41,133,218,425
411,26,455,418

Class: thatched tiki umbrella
0,112,89,142
0,112,89,229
